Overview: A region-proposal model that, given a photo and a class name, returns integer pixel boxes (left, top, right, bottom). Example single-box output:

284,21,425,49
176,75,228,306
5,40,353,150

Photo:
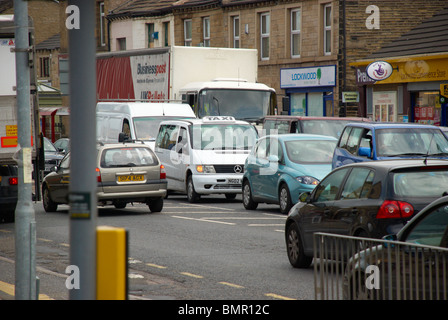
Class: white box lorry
96,46,276,123
0,15,41,219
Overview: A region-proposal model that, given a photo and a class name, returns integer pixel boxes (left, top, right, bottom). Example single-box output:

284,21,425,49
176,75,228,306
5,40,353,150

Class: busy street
0,195,315,301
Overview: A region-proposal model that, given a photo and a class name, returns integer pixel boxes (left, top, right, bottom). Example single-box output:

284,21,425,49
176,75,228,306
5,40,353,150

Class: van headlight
196,165,216,173
296,176,319,185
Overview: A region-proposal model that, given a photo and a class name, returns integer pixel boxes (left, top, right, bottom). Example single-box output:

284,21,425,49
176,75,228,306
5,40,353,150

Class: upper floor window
184,19,192,46
163,22,170,47
117,37,126,51
233,16,240,48
147,23,155,48
260,12,270,60
291,9,301,58
99,2,106,47
40,57,50,77
203,17,210,47
324,3,332,55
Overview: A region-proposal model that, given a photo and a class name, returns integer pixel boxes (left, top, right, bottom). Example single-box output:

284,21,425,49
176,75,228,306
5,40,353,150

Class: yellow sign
6,125,17,136
441,84,448,99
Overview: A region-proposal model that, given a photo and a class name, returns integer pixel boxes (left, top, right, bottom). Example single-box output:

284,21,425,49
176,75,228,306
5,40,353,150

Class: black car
285,159,448,268
0,164,18,222
43,137,65,175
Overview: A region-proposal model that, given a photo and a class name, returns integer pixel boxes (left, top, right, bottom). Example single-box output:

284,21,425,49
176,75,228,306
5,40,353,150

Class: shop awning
39,107,61,116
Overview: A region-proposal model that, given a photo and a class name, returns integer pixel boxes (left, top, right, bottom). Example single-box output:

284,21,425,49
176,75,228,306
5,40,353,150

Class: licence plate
227,179,240,184
117,174,144,182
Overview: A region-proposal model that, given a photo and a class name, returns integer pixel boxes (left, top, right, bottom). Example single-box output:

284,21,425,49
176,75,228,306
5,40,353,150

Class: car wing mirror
358,147,371,158
267,155,279,163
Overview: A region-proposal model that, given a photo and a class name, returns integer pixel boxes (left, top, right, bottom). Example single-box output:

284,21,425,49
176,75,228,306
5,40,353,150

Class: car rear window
393,169,448,197
100,147,158,168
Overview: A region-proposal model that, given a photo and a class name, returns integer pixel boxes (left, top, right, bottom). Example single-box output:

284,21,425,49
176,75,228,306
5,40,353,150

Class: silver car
42,142,167,213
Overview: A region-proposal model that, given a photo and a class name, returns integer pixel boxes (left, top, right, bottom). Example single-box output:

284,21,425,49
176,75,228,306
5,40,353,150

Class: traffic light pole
67,0,98,300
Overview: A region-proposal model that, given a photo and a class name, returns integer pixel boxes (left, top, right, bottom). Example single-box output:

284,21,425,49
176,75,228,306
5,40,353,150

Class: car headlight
196,165,216,173
296,176,319,185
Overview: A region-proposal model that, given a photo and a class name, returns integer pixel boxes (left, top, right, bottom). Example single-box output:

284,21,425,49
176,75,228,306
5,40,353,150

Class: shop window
414,91,440,125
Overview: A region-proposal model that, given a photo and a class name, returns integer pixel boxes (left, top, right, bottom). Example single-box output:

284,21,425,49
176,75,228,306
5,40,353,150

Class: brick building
106,0,448,118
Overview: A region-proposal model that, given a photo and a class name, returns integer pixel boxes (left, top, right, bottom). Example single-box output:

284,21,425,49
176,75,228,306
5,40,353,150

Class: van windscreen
191,124,258,150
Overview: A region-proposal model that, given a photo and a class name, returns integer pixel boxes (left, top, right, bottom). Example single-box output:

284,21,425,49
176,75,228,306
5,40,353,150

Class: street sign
440,84,448,104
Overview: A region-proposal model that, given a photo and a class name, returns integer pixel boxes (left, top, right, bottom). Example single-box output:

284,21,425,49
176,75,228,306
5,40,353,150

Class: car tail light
376,200,414,219
96,168,102,183
9,177,18,185
160,165,166,180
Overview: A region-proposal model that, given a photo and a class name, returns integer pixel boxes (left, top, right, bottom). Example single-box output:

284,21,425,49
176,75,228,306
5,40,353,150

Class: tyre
242,180,258,210
279,184,292,214
186,175,200,203
286,222,312,268
113,201,127,209
148,197,163,212
42,186,58,212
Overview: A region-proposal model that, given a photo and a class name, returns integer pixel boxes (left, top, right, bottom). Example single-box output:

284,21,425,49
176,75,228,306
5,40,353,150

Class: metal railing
313,232,448,300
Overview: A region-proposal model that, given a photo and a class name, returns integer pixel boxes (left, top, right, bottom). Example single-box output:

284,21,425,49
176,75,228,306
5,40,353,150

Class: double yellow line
0,280,53,300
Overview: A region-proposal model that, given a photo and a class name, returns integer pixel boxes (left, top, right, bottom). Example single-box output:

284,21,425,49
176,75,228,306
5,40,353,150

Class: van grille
214,165,244,174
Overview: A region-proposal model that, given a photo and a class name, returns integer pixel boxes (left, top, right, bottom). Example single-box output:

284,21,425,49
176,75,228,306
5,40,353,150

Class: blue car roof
265,133,338,141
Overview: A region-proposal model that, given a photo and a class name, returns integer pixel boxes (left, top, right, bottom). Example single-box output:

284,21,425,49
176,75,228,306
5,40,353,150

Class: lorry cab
154,116,258,202
96,102,196,149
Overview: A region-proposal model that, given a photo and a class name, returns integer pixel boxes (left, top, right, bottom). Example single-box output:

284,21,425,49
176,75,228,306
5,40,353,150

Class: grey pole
14,0,36,300
67,0,98,300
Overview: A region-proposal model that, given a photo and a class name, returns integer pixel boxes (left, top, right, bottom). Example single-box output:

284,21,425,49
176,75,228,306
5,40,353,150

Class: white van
155,116,258,202
96,102,196,149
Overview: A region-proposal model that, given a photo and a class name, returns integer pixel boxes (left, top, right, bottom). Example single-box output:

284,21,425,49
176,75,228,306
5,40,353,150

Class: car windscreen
191,124,258,150
300,120,357,138
43,138,57,152
100,147,158,168
393,169,448,197
376,128,448,157
285,140,337,164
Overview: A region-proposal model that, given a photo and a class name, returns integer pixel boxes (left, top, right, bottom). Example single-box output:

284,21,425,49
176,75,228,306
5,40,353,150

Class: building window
260,12,270,60
203,17,210,47
40,57,50,77
184,19,192,46
291,9,301,58
99,2,106,46
147,23,155,48
233,16,240,48
323,3,332,55
117,38,126,51
163,22,170,47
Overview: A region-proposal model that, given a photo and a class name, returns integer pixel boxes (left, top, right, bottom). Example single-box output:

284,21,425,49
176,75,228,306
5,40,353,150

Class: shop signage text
280,65,336,88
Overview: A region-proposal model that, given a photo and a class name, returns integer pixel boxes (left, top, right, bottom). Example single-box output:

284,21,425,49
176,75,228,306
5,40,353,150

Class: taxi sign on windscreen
202,116,235,122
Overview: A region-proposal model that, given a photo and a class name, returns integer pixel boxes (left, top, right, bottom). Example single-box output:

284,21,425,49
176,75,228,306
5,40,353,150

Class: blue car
242,134,337,214
332,122,448,169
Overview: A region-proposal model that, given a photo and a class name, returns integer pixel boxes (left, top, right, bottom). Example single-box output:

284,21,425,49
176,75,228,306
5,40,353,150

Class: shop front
280,65,336,117
353,54,448,126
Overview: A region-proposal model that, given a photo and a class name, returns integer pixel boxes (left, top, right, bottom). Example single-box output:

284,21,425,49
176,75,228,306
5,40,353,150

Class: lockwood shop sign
280,65,336,88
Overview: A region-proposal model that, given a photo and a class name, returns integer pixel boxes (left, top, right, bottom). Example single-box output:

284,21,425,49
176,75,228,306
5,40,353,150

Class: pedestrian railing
313,232,448,300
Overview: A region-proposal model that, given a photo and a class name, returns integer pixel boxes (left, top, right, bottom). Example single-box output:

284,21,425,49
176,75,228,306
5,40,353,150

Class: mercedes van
96,102,196,149
154,116,258,202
